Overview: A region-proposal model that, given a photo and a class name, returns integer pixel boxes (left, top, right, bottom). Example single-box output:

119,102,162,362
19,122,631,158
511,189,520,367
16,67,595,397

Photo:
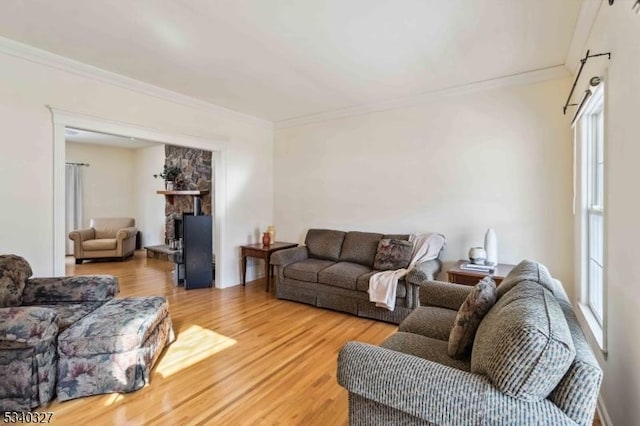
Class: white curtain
65,164,84,255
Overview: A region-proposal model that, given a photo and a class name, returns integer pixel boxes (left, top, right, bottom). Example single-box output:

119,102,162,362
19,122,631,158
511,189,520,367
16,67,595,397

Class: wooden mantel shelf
157,190,209,204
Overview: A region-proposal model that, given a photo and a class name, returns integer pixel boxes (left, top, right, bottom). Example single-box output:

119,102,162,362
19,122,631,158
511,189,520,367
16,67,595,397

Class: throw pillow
0,254,33,307
448,276,497,359
373,239,413,271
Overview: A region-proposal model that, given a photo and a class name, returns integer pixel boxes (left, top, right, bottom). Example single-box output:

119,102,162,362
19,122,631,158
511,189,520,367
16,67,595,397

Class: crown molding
564,0,603,74
0,36,273,129
276,65,569,129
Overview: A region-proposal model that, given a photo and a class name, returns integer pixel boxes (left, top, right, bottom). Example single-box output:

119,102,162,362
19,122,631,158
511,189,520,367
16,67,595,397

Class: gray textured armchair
338,260,602,425
69,217,137,264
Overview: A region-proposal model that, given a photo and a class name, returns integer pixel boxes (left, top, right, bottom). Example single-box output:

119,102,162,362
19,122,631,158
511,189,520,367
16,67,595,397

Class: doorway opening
51,108,227,287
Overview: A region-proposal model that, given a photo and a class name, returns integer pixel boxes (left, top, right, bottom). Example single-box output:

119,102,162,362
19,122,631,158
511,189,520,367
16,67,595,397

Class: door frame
50,107,228,286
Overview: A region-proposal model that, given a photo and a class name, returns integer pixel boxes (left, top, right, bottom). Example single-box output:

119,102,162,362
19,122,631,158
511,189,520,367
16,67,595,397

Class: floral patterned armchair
0,254,118,411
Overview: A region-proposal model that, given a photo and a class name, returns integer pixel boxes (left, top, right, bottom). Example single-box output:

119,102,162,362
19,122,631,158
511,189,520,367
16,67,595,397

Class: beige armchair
69,218,138,264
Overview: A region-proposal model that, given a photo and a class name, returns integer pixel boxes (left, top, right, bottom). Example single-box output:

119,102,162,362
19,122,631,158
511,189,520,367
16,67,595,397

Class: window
576,82,605,351
586,104,604,324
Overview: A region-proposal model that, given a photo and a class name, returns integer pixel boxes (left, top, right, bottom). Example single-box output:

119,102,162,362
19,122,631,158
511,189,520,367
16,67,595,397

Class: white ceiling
0,0,583,122
65,128,159,149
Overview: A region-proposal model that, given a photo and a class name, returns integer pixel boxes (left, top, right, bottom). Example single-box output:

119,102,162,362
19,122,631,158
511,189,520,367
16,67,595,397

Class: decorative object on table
460,262,495,272
468,247,487,265
153,164,181,191
262,232,271,246
484,228,498,266
266,225,276,243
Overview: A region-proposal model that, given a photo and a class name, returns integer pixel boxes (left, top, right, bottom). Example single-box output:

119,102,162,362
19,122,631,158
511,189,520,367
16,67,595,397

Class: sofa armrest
116,226,138,241
406,259,442,285
337,341,572,424
22,275,119,304
68,228,95,242
418,279,472,309
0,306,58,348
270,246,309,266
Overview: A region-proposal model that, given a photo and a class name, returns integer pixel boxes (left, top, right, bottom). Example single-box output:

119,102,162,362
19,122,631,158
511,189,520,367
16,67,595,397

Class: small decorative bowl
468,247,487,265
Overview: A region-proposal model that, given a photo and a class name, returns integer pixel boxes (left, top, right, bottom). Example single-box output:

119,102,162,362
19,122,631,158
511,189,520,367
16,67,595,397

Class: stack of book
459,262,495,273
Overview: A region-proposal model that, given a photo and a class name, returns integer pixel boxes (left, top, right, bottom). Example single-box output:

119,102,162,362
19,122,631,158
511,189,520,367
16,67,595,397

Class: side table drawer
448,272,505,286
243,248,267,259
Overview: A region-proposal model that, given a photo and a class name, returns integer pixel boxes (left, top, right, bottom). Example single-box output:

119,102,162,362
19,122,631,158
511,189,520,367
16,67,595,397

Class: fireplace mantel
157,190,209,204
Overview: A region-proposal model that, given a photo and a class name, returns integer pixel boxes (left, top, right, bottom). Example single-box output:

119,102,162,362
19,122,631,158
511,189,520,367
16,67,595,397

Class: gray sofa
338,260,603,425
270,229,442,324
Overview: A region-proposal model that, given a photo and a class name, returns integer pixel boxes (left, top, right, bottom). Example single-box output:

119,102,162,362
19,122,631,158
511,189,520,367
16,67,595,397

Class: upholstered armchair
69,217,137,264
0,254,118,411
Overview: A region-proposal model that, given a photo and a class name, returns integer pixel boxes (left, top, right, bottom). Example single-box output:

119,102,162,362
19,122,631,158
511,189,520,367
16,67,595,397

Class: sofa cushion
91,217,135,239
356,271,407,298
82,239,118,251
305,229,346,261
38,302,105,330
318,262,372,290
497,259,555,299
373,239,413,271
0,254,33,307
58,296,169,356
398,306,457,341
381,332,471,372
471,281,576,401
448,276,497,359
284,259,335,282
339,231,383,267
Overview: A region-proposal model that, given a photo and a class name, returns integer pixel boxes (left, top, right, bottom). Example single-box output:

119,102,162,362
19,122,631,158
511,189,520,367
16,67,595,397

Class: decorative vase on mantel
165,181,175,191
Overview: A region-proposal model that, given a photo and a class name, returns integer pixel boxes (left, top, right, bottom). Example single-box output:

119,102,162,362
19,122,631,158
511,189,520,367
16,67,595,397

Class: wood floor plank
42,251,395,425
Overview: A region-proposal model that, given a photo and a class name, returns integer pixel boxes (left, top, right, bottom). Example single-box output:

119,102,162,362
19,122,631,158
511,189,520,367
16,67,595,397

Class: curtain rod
66,162,90,166
563,49,610,115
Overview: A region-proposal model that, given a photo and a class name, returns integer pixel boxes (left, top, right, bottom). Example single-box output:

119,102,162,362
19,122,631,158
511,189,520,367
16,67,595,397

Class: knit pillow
448,276,497,359
373,239,413,270
0,254,33,307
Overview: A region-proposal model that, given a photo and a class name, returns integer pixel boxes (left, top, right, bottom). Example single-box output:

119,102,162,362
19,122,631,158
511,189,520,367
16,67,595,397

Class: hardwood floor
46,251,395,425
42,251,602,425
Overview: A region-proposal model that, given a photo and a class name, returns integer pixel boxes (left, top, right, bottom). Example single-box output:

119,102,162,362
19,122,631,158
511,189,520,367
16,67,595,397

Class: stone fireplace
164,144,212,242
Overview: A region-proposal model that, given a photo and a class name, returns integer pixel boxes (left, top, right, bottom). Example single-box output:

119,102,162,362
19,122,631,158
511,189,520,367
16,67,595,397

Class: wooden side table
447,260,516,286
241,242,298,292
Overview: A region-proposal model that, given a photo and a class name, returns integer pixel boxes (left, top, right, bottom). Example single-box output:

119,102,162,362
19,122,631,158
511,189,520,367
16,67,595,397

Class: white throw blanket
368,233,446,311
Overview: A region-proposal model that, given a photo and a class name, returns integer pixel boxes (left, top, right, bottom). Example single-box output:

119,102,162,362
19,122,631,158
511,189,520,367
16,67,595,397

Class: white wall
571,4,640,425
132,145,166,247
66,141,136,227
0,47,273,287
275,78,574,288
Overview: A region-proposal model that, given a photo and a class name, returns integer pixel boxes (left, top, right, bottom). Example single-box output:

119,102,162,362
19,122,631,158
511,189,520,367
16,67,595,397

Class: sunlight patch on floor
103,392,125,407
155,325,237,377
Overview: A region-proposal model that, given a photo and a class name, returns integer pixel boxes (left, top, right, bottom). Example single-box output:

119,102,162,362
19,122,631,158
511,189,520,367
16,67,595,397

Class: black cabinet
183,215,213,289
